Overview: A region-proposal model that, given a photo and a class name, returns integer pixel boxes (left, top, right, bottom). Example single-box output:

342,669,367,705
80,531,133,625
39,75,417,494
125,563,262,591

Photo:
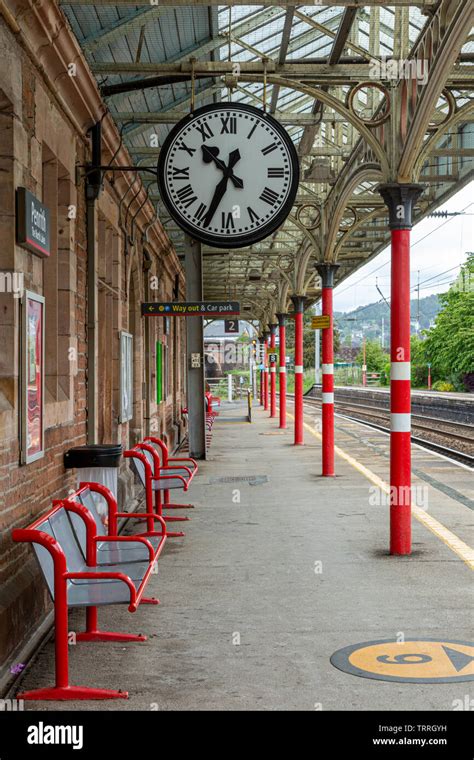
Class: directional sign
141,301,240,317
331,639,474,683
311,315,330,329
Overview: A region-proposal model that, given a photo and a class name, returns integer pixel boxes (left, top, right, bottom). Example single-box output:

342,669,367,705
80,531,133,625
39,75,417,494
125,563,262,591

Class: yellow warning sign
331,639,474,683
311,315,330,329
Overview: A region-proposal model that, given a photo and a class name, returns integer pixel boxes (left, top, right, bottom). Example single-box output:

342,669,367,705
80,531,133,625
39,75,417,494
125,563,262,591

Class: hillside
335,294,441,348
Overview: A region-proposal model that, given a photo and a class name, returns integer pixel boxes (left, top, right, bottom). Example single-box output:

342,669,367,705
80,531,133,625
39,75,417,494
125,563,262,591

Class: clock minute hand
203,175,228,228
203,149,244,228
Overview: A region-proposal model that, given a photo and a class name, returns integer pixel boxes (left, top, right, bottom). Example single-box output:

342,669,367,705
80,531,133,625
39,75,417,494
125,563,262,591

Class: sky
333,181,474,313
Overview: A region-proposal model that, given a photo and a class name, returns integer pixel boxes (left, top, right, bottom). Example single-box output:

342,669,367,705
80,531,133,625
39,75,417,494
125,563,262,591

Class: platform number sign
158,102,299,249
224,319,239,334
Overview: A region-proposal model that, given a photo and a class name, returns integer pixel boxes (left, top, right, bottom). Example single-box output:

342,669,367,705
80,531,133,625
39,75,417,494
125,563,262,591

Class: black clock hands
203,148,243,228
202,145,244,189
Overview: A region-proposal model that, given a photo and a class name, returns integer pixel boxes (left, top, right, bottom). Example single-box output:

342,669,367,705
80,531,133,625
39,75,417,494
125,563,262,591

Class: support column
263,331,269,411
269,323,277,418
258,335,264,406
379,183,423,555
276,313,287,429
184,234,206,459
315,264,339,476
290,295,305,445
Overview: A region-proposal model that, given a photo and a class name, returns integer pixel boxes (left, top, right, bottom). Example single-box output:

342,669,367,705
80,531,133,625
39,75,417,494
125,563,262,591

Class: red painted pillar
269,323,277,418
263,332,269,411
290,295,305,445
276,313,287,429
258,335,264,406
316,264,339,476
379,183,423,556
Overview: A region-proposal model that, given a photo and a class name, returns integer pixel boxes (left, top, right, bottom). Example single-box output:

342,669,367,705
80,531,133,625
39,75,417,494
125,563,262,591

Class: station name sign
141,301,240,317
16,187,51,258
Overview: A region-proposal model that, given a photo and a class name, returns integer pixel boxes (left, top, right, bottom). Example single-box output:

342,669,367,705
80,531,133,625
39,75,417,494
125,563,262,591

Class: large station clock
157,102,299,248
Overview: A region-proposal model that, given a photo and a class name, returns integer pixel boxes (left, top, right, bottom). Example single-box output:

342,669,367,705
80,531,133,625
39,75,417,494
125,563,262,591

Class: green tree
355,340,389,373
410,335,428,387
423,256,474,389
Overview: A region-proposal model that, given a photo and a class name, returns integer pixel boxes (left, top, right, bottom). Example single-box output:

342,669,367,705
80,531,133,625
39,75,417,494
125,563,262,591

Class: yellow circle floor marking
331,639,474,683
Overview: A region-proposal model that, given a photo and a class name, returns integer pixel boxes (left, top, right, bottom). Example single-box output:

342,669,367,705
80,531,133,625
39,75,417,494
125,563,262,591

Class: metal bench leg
164,488,194,509
75,607,147,643
18,584,128,700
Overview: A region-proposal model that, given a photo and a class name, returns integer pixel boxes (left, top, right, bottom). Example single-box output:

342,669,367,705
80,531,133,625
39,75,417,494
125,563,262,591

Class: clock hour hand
202,145,244,189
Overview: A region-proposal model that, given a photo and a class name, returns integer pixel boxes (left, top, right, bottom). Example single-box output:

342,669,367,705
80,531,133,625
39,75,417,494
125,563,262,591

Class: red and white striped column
379,183,423,556
276,313,287,429
263,331,269,411
290,295,305,445
269,323,277,418
258,334,264,406
315,264,339,476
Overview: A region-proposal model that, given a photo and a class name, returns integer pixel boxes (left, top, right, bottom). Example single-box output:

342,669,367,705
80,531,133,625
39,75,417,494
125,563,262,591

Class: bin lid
64,444,123,469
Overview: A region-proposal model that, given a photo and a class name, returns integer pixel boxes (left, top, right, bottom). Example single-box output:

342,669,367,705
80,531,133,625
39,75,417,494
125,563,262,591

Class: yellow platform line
282,410,474,571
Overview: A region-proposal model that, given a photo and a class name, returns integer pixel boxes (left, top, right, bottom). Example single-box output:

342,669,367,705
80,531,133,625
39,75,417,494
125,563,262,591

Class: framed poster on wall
21,290,45,464
120,331,133,423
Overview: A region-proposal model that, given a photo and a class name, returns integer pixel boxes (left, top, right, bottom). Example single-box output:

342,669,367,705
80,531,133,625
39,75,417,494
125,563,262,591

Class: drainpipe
86,122,102,444
143,247,152,438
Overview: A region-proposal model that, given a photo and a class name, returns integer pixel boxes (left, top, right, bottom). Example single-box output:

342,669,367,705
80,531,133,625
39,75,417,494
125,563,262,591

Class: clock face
158,102,299,248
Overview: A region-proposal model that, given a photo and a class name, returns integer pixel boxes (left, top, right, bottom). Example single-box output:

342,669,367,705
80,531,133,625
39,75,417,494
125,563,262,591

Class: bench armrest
94,535,155,562
160,464,193,478
64,571,139,612
116,513,167,536
153,473,188,491
168,457,198,472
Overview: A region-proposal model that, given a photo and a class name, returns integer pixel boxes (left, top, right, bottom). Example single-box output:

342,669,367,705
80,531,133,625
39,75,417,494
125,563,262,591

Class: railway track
286,393,474,468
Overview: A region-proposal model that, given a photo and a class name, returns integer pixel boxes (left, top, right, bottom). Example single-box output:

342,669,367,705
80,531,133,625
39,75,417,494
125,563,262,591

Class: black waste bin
64,444,123,499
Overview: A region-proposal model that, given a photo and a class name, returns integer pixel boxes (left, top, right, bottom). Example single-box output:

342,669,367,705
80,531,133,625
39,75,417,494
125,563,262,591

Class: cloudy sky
333,181,474,313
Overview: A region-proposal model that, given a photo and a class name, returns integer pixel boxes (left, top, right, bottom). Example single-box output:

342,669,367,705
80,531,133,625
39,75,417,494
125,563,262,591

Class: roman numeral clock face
158,103,300,248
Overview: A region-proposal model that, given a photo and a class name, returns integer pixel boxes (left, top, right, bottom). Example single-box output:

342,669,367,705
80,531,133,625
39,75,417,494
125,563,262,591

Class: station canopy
60,1,474,326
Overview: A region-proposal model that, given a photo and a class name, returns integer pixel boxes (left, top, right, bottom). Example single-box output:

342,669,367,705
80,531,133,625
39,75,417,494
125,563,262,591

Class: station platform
14,399,473,711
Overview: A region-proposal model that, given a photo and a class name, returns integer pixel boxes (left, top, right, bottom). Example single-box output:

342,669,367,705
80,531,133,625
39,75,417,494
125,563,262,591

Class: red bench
125,446,191,537
12,497,166,700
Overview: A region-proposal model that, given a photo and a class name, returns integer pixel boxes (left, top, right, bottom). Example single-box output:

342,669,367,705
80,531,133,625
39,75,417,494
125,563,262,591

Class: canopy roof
60,1,474,325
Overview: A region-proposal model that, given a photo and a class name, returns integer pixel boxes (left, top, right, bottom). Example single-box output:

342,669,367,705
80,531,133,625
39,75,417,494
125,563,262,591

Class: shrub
431,380,455,392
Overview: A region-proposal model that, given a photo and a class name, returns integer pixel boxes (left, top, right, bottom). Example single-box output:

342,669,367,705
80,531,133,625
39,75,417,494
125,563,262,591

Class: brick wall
0,17,185,682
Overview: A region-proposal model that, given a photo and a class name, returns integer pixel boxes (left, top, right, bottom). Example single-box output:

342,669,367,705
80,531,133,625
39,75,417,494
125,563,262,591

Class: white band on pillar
391,413,411,432
294,365,303,373
279,366,286,373
270,367,276,373
322,363,333,374
391,362,411,381
322,393,334,404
